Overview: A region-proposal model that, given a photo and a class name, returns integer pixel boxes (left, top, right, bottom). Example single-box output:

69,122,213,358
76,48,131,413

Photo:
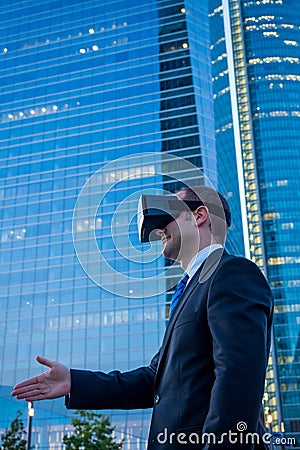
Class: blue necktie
169,273,190,316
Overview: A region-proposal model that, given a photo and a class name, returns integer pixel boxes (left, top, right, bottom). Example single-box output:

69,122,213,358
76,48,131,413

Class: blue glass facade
242,0,300,443
209,0,245,257
0,1,216,448
210,0,300,446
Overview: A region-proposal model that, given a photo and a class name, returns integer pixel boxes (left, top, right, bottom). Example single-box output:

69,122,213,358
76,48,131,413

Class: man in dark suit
12,186,274,449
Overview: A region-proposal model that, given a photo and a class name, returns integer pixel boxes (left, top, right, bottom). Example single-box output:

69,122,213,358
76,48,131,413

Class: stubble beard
162,236,181,262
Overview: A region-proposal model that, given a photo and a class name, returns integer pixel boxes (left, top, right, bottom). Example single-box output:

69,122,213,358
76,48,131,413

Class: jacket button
154,394,160,404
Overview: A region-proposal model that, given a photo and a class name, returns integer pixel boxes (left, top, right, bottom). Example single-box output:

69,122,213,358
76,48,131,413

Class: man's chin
162,247,179,262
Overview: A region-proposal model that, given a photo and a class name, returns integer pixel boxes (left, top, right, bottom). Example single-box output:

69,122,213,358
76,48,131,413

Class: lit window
19,112,24,117
259,15,275,21
8,113,14,119
282,23,295,29
41,107,47,113
265,74,300,82
282,223,294,230
284,40,298,46
89,28,95,34
263,212,280,220
288,280,300,287
3,47,8,53
52,105,58,111
265,56,282,63
181,8,186,13
30,109,36,115
284,57,299,63
268,257,284,265
260,23,277,30
209,5,223,16
92,44,99,51
269,110,288,116
248,58,262,65
79,48,86,54
250,25,259,30
182,42,188,49
277,179,288,186
96,218,102,229
263,31,279,37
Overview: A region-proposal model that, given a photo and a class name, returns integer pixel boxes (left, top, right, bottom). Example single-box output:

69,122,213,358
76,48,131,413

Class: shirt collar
185,244,223,282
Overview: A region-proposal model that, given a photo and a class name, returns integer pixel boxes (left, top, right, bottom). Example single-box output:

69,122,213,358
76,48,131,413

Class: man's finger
17,390,47,401
11,382,40,396
12,376,39,393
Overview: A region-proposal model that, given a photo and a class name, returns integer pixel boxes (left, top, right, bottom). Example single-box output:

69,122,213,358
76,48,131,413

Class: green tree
0,411,27,450
63,410,123,450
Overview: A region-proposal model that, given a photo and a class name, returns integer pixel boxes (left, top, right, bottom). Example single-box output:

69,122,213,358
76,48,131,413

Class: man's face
157,191,200,263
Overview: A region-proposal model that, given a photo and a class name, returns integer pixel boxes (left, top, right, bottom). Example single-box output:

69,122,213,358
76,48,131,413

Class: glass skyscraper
2,0,299,448
210,0,300,447
0,1,218,448
209,0,245,258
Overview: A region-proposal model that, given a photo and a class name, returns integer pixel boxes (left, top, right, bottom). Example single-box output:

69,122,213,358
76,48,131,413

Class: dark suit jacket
66,250,274,449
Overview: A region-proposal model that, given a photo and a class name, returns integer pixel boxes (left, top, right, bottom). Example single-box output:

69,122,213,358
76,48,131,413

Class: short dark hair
177,186,231,243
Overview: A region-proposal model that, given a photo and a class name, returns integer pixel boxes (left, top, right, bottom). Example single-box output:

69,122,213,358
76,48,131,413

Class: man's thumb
36,355,55,369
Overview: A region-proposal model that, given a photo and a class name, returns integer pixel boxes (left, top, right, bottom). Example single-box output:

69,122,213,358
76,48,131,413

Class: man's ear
193,205,210,227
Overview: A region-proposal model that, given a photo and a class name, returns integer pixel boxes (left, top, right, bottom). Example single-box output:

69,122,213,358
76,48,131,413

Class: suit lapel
155,248,226,384
155,268,201,384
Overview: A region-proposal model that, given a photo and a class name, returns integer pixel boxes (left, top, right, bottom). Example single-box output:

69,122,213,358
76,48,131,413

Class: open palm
12,355,71,402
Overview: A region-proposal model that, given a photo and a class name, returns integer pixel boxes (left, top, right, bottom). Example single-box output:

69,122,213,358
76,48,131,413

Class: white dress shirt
185,244,223,283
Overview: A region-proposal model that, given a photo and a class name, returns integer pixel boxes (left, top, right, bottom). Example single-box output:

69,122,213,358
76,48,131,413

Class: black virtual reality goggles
138,194,229,243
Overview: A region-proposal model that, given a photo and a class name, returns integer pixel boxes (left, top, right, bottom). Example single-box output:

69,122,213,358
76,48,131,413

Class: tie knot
178,273,189,288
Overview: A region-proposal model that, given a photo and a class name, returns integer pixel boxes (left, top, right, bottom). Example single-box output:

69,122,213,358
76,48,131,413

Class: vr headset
138,195,200,242
138,194,230,243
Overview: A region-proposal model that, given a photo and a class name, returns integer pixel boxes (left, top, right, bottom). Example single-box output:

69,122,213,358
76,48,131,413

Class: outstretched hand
11,355,71,402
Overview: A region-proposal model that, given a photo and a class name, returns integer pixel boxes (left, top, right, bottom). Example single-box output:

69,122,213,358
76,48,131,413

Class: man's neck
180,239,220,270
181,242,223,271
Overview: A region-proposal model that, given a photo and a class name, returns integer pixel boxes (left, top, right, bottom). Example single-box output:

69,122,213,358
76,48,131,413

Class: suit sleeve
203,257,273,446
65,351,159,410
